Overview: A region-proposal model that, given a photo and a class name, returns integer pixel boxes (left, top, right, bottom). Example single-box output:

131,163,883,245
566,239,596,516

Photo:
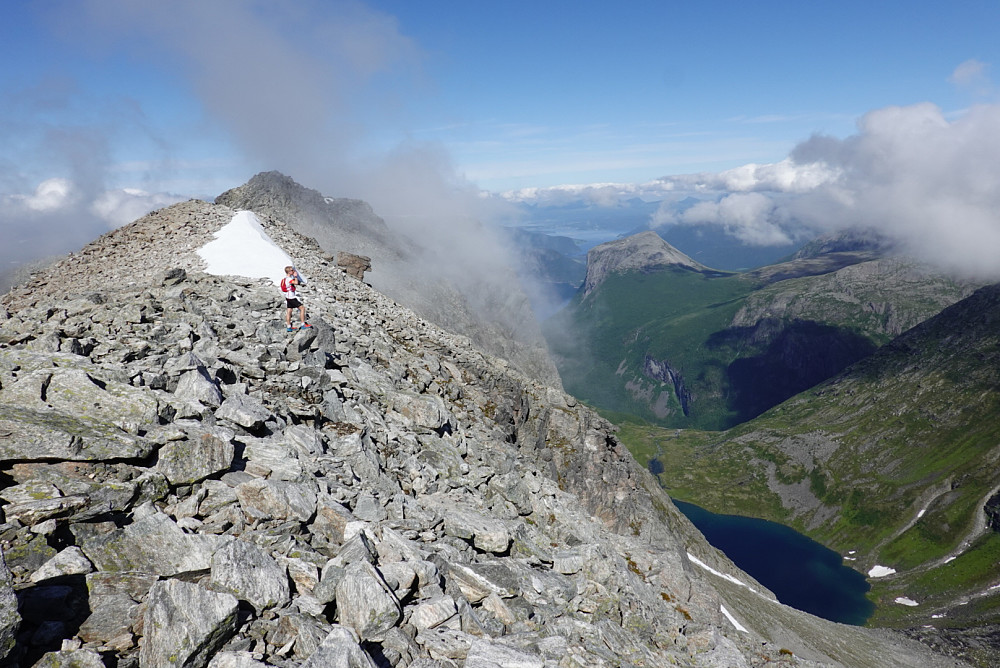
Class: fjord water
674,499,875,625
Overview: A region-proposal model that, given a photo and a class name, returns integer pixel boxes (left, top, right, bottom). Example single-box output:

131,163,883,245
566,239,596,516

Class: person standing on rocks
280,265,311,331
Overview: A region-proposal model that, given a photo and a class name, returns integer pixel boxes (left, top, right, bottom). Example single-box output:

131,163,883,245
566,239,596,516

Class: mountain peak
583,230,714,296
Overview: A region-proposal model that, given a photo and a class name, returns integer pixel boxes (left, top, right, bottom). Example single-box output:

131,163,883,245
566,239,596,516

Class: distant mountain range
544,231,983,430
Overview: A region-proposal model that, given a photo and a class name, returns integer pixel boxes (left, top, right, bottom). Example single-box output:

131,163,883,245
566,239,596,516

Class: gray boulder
335,561,401,641
301,625,376,668
78,511,219,575
210,539,290,611
139,579,239,668
157,428,234,485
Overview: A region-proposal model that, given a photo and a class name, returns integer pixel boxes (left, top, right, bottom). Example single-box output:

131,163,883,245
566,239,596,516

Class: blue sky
2,1,1000,277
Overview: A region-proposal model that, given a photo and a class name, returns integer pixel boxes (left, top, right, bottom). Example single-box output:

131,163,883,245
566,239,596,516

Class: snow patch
868,565,897,578
720,604,748,632
944,556,957,564
894,597,919,607
687,553,759,594
197,211,300,286
917,509,926,518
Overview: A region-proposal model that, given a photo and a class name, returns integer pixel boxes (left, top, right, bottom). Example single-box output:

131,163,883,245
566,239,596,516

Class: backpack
281,270,305,293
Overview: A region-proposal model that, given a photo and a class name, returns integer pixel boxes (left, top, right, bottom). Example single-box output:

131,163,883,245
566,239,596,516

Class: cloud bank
512,98,1000,280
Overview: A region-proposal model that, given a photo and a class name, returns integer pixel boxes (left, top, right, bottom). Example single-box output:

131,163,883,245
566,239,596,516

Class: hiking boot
300,323,312,329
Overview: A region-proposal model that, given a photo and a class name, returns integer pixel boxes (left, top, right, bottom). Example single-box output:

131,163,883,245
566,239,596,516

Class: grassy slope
619,283,1000,628
546,257,979,431
544,268,751,428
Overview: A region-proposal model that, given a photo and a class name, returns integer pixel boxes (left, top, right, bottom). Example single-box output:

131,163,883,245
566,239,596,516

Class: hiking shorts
285,298,302,309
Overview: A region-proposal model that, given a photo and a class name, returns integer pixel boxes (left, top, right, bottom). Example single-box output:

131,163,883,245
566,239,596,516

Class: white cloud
654,192,795,246
949,59,990,89
666,158,840,194
783,102,1000,277
8,177,80,212
90,188,187,228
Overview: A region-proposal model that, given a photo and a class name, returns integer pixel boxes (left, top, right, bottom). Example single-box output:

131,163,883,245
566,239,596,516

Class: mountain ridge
0,198,965,667
217,171,563,390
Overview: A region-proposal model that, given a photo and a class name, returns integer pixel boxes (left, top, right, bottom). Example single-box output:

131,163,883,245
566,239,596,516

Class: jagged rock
337,252,372,281
410,595,457,631
0,196,969,668
77,571,156,646
207,651,269,668
77,510,220,575
0,366,159,434
235,478,317,522
210,539,290,611
139,579,239,668
215,393,272,430
0,406,154,462
335,561,402,641
31,648,105,667
446,562,517,604
301,625,376,668
156,427,235,485
442,508,511,554
464,639,544,668
392,392,451,431
0,553,19,661
29,547,93,583
174,367,224,408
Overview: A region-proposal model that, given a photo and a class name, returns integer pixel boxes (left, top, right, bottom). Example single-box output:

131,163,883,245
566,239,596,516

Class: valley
540,228,1000,665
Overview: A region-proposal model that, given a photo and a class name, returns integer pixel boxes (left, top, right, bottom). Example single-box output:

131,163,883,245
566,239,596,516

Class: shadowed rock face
0,199,967,667
216,171,563,389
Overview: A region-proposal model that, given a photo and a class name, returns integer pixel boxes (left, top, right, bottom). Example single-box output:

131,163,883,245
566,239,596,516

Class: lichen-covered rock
156,427,235,485
210,539,290,611
78,511,219,575
335,561,402,641
139,579,239,668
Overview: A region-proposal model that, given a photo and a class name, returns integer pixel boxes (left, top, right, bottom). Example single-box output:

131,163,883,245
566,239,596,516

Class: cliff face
0,200,966,667
216,172,563,390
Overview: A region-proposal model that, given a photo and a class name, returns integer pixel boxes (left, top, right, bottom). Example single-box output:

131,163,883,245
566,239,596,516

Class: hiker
280,265,311,331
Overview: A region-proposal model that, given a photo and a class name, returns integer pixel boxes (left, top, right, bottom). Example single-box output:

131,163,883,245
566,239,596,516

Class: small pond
673,499,875,625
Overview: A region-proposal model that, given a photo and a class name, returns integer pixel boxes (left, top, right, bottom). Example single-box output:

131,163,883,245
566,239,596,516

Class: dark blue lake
673,499,875,625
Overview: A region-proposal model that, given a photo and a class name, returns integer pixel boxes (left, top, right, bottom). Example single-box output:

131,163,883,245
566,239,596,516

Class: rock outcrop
0,199,966,667
582,231,715,296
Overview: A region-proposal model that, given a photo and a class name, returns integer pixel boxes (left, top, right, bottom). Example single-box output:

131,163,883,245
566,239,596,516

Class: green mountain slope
623,282,1000,632
545,234,982,430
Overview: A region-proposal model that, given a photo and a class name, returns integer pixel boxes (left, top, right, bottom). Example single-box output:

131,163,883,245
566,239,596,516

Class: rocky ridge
0,199,967,667
215,172,562,390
